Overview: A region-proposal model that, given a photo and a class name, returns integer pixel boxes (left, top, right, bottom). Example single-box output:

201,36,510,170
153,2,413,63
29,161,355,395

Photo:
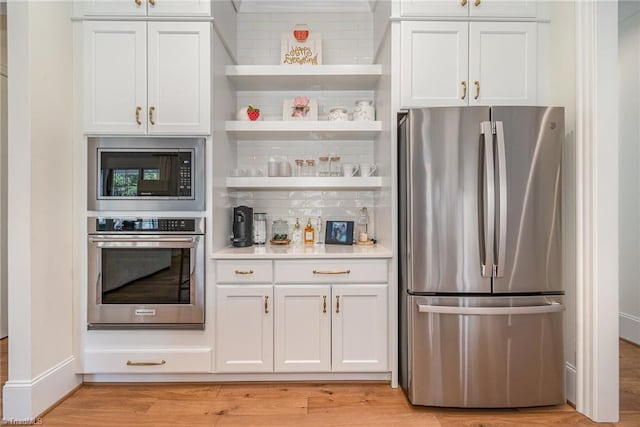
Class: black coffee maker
232,206,253,247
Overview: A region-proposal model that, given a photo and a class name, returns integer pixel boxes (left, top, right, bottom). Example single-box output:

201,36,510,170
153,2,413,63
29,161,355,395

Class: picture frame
283,97,318,121
281,33,322,65
325,220,354,245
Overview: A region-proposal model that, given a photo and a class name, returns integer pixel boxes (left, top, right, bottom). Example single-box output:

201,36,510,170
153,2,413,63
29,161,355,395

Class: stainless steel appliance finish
398,107,565,408
87,217,205,329
88,137,205,211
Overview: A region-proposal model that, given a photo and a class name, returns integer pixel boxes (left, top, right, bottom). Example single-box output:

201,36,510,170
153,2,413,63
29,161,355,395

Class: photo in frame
325,220,354,245
283,97,318,121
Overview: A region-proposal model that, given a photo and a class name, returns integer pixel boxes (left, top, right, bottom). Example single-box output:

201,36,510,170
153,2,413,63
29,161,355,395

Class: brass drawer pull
336,295,340,313
461,81,467,100
323,295,327,313
474,0,481,6
461,0,467,6
474,81,480,100
127,359,166,366
149,106,156,125
149,0,156,6
264,295,269,314
312,269,351,275
135,0,142,5
234,269,254,275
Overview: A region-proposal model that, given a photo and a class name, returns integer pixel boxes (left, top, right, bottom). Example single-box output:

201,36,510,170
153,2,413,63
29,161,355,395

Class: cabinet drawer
216,260,273,283
83,348,211,374
274,260,387,283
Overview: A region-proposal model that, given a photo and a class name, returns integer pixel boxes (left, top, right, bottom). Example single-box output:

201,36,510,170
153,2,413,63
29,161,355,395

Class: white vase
353,99,374,121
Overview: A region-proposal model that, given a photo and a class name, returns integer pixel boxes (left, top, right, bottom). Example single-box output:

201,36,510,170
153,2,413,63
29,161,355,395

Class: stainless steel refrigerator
398,107,565,408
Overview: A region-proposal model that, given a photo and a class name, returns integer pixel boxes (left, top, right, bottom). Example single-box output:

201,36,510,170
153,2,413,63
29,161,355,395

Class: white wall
232,12,381,242
3,1,81,420
618,4,640,344
0,14,7,340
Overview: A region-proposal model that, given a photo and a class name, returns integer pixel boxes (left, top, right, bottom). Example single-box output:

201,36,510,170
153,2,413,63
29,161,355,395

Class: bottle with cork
304,218,315,244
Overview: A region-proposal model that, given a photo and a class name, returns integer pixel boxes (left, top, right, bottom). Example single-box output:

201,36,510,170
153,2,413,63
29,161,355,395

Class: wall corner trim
2,356,82,422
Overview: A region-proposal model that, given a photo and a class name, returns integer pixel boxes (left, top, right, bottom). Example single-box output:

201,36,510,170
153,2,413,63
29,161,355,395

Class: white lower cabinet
215,276,388,374
274,285,331,372
84,348,212,373
332,285,388,372
215,285,273,373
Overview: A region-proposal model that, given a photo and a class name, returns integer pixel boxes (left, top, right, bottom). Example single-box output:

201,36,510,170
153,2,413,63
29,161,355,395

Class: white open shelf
225,120,382,140
226,176,383,190
226,64,382,91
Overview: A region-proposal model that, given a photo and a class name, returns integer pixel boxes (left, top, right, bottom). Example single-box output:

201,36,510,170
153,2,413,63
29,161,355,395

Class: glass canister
306,159,316,177
330,155,342,176
272,219,289,242
318,156,330,176
253,213,267,245
294,159,304,176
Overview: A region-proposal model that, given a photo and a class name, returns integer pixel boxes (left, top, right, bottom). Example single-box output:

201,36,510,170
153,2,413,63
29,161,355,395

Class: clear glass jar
272,219,288,242
306,159,316,177
318,156,330,177
330,155,342,176
294,159,304,176
253,213,267,245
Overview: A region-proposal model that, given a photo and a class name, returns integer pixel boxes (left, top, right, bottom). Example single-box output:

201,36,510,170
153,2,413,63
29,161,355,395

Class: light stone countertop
211,243,393,259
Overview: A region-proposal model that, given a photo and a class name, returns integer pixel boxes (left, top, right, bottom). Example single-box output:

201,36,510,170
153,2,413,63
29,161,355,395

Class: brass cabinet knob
149,0,156,6
474,0,481,6
461,0,468,6
135,0,142,5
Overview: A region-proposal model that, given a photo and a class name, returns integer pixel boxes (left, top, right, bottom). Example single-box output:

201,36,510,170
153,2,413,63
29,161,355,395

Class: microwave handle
89,236,196,243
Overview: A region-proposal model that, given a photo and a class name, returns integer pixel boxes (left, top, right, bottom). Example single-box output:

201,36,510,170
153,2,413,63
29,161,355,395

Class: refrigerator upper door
490,106,564,293
404,107,492,294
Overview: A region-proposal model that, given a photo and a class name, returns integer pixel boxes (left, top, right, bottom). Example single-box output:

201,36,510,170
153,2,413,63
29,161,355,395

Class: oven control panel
92,217,204,234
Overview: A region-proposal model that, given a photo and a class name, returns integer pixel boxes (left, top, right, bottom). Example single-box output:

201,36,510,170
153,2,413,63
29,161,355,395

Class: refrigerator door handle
480,121,495,277
494,121,507,277
417,302,564,315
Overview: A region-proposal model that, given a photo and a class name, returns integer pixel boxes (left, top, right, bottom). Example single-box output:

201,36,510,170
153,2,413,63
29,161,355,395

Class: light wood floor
1,338,639,425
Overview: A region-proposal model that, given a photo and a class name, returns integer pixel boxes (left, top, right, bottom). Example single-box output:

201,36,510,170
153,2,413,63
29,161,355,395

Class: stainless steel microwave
88,137,204,211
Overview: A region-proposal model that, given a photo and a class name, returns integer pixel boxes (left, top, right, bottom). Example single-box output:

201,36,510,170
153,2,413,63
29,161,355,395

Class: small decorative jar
306,159,316,177
294,159,304,176
353,99,375,121
293,24,310,42
329,155,342,176
272,219,289,242
317,156,330,177
328,107,348,121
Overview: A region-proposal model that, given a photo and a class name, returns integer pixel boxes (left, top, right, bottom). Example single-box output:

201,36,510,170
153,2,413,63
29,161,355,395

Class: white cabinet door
332,285,388,372
469,22,537,106
469,0,537,18
82,0,147,16
147,22,211,135
83,21,147,134
147,0,211,17
215,285,273,373
400,21,469,108
400,0,468,17
274,286,331,372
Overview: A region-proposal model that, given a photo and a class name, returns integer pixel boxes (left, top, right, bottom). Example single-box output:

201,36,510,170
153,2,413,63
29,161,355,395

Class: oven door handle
89,237,197,243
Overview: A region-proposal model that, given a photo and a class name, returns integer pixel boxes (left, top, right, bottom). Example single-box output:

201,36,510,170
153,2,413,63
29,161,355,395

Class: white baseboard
566,362,576,406
2,356,82,422
619,312,640,345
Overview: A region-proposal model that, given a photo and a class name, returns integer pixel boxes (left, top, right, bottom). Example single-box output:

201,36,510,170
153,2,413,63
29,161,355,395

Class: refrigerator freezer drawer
408,296,564,408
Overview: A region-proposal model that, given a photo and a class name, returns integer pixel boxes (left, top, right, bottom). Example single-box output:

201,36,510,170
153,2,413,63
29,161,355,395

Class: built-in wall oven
88,137,204,211
87,216,205,329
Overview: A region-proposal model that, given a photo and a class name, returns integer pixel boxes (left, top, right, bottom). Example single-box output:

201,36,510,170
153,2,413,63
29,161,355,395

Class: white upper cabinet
83,21,147,134
400,21,536,107
83,21,210,135
399,0,536,18
468,22,537,106
400,21,469,107
81,0,211,17
147,22,211,134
